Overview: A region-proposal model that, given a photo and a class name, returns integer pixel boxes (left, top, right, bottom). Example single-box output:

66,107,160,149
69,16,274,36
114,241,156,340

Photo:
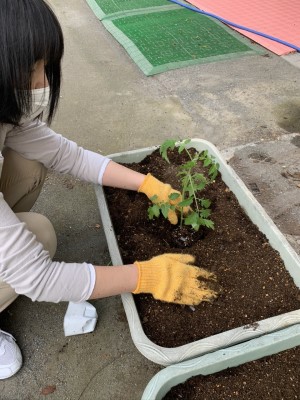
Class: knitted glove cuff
132,260,160,295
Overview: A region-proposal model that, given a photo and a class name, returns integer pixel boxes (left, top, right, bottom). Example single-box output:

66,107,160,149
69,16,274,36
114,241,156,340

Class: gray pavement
1,0,299,399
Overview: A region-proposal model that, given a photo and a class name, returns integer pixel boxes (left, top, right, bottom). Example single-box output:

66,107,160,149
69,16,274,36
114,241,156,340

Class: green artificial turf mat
102,9,261,75
86,0,177,20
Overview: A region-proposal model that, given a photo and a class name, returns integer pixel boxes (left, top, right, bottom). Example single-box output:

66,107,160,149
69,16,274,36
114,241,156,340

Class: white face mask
20,86,50,123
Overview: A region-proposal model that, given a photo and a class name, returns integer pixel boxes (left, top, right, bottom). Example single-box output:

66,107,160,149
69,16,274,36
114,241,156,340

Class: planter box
95,139,300,366
141,324,300,400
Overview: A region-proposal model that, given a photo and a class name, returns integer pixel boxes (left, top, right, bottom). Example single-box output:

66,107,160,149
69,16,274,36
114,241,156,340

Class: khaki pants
0,148,57,312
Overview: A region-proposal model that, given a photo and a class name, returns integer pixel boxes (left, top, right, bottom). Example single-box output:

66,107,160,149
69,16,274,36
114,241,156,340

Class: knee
2,147,47,188
0,281,18,312
16,212,57,258
36,214,57,258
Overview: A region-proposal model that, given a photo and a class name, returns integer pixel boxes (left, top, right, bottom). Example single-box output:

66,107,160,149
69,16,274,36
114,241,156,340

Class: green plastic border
86,0,106,20
86,0,179,20
101,4,179,21
102,11,263,75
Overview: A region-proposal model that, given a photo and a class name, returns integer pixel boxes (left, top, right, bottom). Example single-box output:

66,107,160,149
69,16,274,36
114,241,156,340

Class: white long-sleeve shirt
0,119,111,303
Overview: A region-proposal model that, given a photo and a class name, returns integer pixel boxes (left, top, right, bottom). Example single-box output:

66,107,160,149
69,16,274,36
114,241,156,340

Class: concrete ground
1,0,299,399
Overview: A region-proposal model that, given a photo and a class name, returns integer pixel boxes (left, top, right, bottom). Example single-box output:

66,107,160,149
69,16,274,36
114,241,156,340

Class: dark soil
105,148,300,348
163,346,300,399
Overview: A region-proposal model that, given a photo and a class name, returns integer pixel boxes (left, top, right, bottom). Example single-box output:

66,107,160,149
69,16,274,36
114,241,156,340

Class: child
0,0,217,379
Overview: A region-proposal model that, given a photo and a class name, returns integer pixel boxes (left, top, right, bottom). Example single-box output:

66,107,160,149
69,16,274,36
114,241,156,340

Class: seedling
148,139,219,231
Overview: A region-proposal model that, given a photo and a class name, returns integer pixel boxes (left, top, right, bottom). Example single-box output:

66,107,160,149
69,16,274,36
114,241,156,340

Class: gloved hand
132,253,218,306
138,173,190,224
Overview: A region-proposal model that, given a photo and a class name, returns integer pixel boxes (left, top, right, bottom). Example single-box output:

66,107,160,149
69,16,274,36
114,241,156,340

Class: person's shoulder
0,122,13,134
7,119,48,135
0,122,13,149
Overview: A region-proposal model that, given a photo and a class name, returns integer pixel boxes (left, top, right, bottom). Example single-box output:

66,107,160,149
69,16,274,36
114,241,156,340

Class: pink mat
186,0,300,55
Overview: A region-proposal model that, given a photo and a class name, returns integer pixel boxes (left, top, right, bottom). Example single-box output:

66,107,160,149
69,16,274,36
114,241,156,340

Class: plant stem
184,147,199,213
188,173,200,213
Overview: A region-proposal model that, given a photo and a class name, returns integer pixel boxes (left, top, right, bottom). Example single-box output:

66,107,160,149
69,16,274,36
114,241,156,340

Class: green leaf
188,160,197,169
185,187,195,198
178,139,191,154
184,211,200,228
193,173,206,182
153,205,161,217
193,182,207,191
209,164,219,180
200,209,211,218
178,143,186,154
161,203,170,219
193,224,200,231
159,139,177,163
184,211,197,223
150,194,158,202
180,175,190,188
200,199,211,208
169,192,180,200
148,210,154,220
199,150,208,160
202,219,215,229
148,205,160,219
178,198,193,207
203,157,212,167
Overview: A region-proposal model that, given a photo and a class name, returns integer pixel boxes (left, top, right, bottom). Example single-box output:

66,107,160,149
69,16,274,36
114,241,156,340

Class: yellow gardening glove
138,173,190,224
133,253,218,306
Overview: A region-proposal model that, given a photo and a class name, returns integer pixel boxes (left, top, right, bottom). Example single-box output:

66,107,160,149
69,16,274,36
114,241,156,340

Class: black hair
0,0,64,125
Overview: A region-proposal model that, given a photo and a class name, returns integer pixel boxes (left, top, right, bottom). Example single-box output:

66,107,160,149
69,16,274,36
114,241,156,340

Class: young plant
148,139,219,231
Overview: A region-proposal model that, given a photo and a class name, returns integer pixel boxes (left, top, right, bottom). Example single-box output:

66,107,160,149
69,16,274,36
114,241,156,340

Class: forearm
6,121,111,185
89,264,138,299
102,160,145,190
